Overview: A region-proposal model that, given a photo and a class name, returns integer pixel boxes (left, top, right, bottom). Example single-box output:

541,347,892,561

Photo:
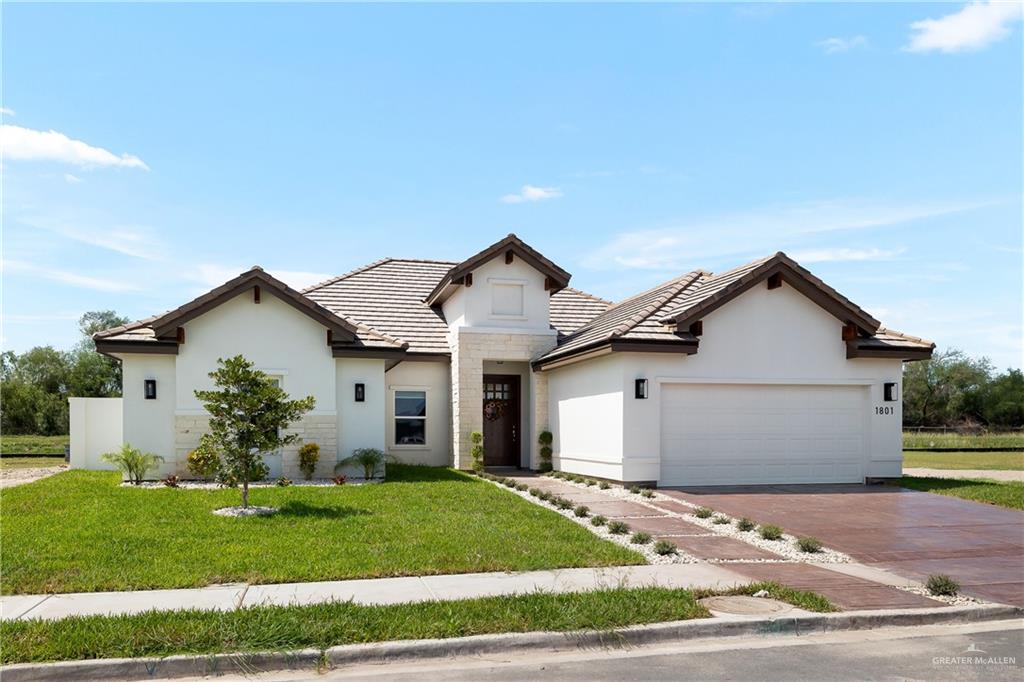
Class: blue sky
2,2,1021,369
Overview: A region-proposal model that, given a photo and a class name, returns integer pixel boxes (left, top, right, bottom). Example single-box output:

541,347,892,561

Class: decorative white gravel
480,477,699,565
124,478,379,489
538,474,853,564
896,585,983,606
212,505,278,517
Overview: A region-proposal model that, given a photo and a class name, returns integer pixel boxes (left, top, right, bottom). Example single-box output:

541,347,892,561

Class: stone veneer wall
173,414,338,479
449,329,556,470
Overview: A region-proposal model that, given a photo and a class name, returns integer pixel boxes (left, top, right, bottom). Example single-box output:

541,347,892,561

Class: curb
3,603,1021,681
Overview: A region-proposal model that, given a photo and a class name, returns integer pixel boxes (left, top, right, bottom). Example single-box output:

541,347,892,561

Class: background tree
903,349,1019,428
194,355,315,508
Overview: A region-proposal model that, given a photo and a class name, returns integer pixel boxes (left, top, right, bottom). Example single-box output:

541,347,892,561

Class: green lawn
1,435,69,455
0,456,66,470
0,582,833,664
899,476,1024,510
1,465,642,595
903,431,1024,450
903,450,1023,470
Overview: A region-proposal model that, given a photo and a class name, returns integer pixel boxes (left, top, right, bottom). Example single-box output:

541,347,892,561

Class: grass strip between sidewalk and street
898,476,1024,510
0,583,834,664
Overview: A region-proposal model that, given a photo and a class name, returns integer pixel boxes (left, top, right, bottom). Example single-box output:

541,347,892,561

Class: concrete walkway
0,563,752,622
903,467,1024,482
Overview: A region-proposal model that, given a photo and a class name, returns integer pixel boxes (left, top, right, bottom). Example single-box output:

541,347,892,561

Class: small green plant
538,490,552,501
630,531,652,545
336,448,388,480
102,443,164,485
504,478,517,488
161,474,180,488
694,506,714,519
276,477,292,487
571,474,585,483
926,574,960,596
574,505,590,518
712,515,730,525
515,483,528,491
470,431,485,474
590,515,608,526
584,479,597,487
186,441,220,479
608,520,630,535
555,497,574,510
599,481,610,490
796,536,822,553
538,430,553,472
759,524,784,541
297,443,320,480
629,485,641,494
641,489,655,498
736,517,756,532
528,487,540,497
653,540,677,556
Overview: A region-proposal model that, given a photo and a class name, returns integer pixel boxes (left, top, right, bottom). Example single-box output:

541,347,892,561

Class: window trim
390,385,430,449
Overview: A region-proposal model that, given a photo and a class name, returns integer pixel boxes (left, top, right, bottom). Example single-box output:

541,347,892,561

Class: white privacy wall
69,397,122,470
384,360,451,466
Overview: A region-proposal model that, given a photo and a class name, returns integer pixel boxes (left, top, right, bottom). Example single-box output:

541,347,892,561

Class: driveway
658,484,1024,606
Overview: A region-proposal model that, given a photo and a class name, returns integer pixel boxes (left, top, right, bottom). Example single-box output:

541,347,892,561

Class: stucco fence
68,397,123,471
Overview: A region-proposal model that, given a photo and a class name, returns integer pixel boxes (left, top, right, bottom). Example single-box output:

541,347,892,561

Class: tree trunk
242,479,249,509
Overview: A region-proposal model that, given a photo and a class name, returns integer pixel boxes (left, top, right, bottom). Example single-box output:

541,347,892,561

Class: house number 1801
875,406,895,415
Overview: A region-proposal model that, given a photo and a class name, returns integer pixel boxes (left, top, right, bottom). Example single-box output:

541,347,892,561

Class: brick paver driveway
658,484,1024,606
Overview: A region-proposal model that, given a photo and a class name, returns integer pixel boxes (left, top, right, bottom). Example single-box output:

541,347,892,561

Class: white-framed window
394,389,427,446
490,279,525,317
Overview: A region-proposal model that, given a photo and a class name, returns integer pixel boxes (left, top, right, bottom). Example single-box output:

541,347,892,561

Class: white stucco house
72,234,933,486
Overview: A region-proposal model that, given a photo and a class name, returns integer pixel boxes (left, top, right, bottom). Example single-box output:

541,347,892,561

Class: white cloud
19,216,164,261
816,35,868,54
906,1,1024,53
0,124,149,170
582,198,990,271
64,173,83,184
500,184,563,204
1,259,140,292
0,107,14,116
787,247,905,263
187,264,332,291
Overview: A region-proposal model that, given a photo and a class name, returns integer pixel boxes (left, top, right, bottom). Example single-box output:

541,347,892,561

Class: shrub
570,474,585,483
538,490,552,501
504,479,517,488
102,443,164,485
653,540,677,556
332,475,346,485
759,524,784,541
631,531,652,545
590,515,608,526
529,487,540,497
584,479,597,487
538,430,553,472
470,431,485,473
608,520,630,535
796,536,822,553
276,477,292,487
694,506,714,519
926,574,960,596
629,485,641,494
736,517,756,532
186,441,220,479
297,443,320,480
641,489,655,498
337,448,388,480
574,505,590,518
599,481,610,490
161,474,180,488
555,497,574,510
713,515,730,525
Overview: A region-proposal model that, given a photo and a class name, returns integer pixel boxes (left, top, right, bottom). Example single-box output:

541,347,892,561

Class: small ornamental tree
538,430,553,472
470,431,485,473
194,355,315,508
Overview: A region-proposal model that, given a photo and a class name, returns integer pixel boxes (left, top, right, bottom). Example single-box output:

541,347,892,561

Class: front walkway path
903,467,1024,482
0,563,750,623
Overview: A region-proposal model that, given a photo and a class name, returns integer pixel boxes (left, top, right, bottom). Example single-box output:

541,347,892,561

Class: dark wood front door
482,374,520,467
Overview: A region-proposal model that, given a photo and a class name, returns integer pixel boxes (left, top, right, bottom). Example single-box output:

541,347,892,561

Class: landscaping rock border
211,506,278,518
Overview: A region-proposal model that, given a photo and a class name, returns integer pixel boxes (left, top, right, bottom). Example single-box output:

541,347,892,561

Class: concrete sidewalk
1,563,751,622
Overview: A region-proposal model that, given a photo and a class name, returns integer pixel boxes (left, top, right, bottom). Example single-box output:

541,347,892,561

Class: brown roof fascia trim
151,268,359,341
402,352,452,363
425,234,572,306
534,338,698,371
846,342,934,362
664,256,881,334
94,340,179,358
331,347,408,360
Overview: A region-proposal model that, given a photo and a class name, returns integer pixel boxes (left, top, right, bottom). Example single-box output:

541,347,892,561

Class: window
491,282,524,317
484,382,512,400
394,390,427,445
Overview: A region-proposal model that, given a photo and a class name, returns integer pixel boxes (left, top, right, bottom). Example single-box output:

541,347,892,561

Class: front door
482,374,520,467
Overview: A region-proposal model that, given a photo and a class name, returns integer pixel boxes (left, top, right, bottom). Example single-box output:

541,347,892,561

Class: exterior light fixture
883,382,898,402
354,383,365,402
635,378,648,400
144,379,157,400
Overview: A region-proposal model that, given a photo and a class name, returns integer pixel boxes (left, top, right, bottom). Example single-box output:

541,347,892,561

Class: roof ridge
876,327,934,346
604,269,707,313
609,270,705,338
558,286,612,306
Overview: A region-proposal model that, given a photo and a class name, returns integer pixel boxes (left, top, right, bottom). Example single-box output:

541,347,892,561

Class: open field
902,451,1023,471
903,432,1024,450
1,465,642,595
0,435,69,455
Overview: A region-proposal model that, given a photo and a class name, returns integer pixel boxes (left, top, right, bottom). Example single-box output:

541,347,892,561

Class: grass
0,456,66,470
1,435,68,455
898,476,1023,510
903,432,1024,450
902,450,1023,470
0,582,833,664
1,465,642,595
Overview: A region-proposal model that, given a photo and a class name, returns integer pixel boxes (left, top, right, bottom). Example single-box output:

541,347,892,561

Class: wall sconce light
635,378,648,400
354,383,365,402
144,379,157,400
884,382,898,402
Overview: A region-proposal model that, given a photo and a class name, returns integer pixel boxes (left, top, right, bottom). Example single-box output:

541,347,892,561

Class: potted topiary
298,442,320,480
538,430,553,472
470,431,485,473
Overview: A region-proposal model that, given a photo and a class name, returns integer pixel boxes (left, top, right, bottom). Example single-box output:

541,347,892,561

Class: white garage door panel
659,384,867,485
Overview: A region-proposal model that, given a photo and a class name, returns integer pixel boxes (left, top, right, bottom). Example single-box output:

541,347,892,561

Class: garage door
659,384,867,486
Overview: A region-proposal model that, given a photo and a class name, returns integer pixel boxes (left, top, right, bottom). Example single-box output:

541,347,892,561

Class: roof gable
424,234,572,306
